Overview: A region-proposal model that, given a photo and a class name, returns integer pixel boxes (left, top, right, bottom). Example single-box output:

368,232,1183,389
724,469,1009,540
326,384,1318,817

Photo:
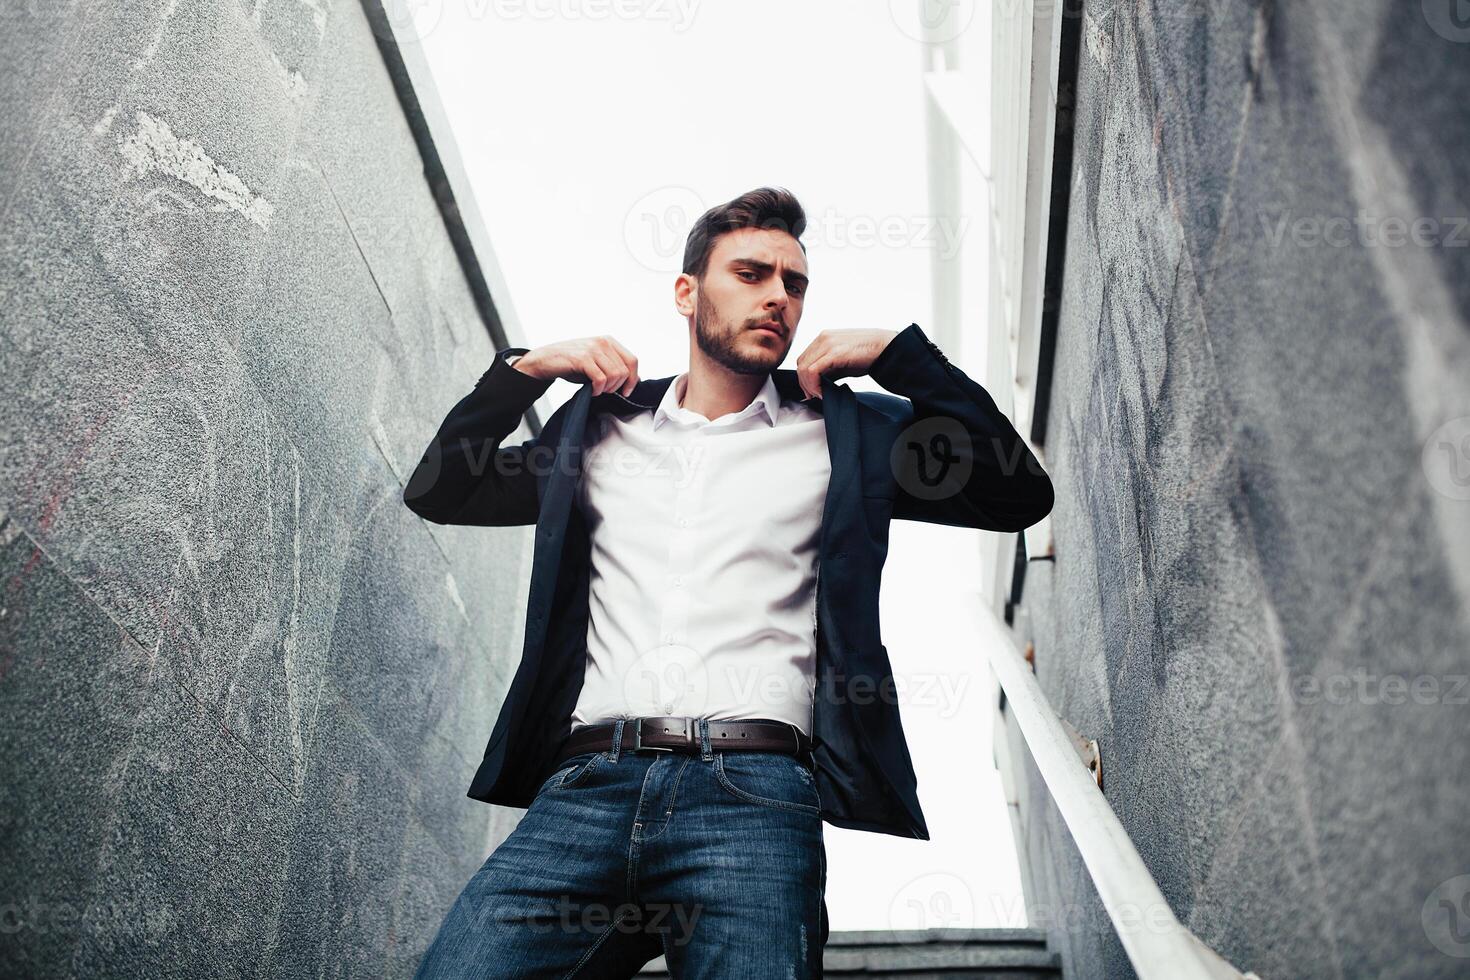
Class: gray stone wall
1,2,532,976
1006,2,1470,979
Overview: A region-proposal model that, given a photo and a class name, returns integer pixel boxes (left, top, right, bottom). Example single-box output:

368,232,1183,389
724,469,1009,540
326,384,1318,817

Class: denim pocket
538,752,605,795
714,751,821,814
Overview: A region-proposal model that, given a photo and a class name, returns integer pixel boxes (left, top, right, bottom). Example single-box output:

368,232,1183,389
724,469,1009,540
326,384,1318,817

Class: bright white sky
416,0,1027,932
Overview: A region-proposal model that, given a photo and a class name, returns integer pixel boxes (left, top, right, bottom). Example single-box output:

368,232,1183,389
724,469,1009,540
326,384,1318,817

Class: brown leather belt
555,716,812,767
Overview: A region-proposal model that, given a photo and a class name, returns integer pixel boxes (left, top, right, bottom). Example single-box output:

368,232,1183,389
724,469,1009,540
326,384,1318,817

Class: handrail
975,606,1262,980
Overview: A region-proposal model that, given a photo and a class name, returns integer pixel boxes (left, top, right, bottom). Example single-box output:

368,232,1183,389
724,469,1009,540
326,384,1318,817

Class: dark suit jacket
403,322,1053,839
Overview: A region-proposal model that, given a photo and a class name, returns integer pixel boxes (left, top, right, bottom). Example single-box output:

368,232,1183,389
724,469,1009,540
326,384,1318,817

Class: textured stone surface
1,2,533,976
1005,2,1470,979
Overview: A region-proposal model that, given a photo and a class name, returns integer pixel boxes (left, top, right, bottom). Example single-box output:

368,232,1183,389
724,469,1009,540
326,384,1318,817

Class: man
404,187,1053,977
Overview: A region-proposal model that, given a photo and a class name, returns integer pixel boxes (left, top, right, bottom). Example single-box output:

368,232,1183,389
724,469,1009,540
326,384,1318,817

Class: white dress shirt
568,371,830,738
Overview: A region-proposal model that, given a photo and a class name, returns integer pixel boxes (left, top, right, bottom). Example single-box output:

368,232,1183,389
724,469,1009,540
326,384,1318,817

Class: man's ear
673,272,696,317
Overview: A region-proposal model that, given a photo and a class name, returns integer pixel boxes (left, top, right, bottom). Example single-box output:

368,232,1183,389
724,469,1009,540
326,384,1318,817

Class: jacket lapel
532,370,860,649
812,372,857,550
577,370,857,525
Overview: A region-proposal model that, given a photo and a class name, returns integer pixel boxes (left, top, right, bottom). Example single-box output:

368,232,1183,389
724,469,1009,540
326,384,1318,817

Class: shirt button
677,517,689,528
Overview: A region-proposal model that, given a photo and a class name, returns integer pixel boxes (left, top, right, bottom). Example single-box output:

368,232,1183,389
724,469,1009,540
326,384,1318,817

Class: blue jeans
414,720,828,978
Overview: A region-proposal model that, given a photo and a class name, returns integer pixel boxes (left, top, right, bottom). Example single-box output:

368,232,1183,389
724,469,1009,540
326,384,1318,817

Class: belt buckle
633,717,686,753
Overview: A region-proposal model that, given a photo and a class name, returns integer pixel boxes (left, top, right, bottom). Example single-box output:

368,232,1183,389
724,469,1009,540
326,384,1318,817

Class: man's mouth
754,321,784,338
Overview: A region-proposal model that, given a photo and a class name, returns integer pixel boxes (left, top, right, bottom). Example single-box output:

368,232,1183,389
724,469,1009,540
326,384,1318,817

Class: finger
803,355,833,398
797,360,818,400
796,337,825,388
589,348,626,396
579,352,608,394
605,338,640,395
593,338,633,393
602,346,633,395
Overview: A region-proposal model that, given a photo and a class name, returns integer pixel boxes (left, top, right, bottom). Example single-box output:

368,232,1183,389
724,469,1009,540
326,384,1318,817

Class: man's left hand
795,328,900,400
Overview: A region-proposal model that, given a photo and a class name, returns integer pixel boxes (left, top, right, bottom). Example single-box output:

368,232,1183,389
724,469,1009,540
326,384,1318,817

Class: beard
693,288,784,375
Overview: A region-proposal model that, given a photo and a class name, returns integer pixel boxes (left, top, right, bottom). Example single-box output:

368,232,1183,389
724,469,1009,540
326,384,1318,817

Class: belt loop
699,717,712,761
609,719,625,762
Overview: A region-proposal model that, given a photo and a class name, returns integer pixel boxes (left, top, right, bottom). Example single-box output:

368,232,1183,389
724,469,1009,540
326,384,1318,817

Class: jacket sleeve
867,323,1054,532
402,347,555,527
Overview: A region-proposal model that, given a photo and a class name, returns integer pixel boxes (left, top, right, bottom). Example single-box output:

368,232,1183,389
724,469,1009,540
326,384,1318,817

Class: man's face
690,227,809,375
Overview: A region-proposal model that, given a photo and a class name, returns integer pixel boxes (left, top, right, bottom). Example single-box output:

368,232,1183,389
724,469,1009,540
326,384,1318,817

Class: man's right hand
510,336,641,397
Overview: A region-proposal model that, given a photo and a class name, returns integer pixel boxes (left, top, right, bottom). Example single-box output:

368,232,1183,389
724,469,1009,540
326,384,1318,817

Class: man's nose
763,284,789,313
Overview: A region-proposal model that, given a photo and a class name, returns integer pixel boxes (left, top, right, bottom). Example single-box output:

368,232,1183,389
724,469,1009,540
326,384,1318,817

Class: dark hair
681,186,808,279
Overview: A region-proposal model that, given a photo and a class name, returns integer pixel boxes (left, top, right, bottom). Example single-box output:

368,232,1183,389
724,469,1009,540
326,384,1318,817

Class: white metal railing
976,605,1262,980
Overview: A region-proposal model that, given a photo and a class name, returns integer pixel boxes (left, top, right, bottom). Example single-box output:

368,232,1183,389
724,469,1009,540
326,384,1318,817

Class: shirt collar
652,372,781,431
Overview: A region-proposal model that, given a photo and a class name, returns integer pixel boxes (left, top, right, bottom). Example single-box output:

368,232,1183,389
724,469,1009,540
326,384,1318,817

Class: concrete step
635,927,1062,977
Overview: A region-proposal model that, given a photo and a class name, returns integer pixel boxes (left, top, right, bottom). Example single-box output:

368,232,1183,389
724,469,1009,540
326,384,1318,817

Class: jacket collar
651,371,783,431
592,368,823,418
